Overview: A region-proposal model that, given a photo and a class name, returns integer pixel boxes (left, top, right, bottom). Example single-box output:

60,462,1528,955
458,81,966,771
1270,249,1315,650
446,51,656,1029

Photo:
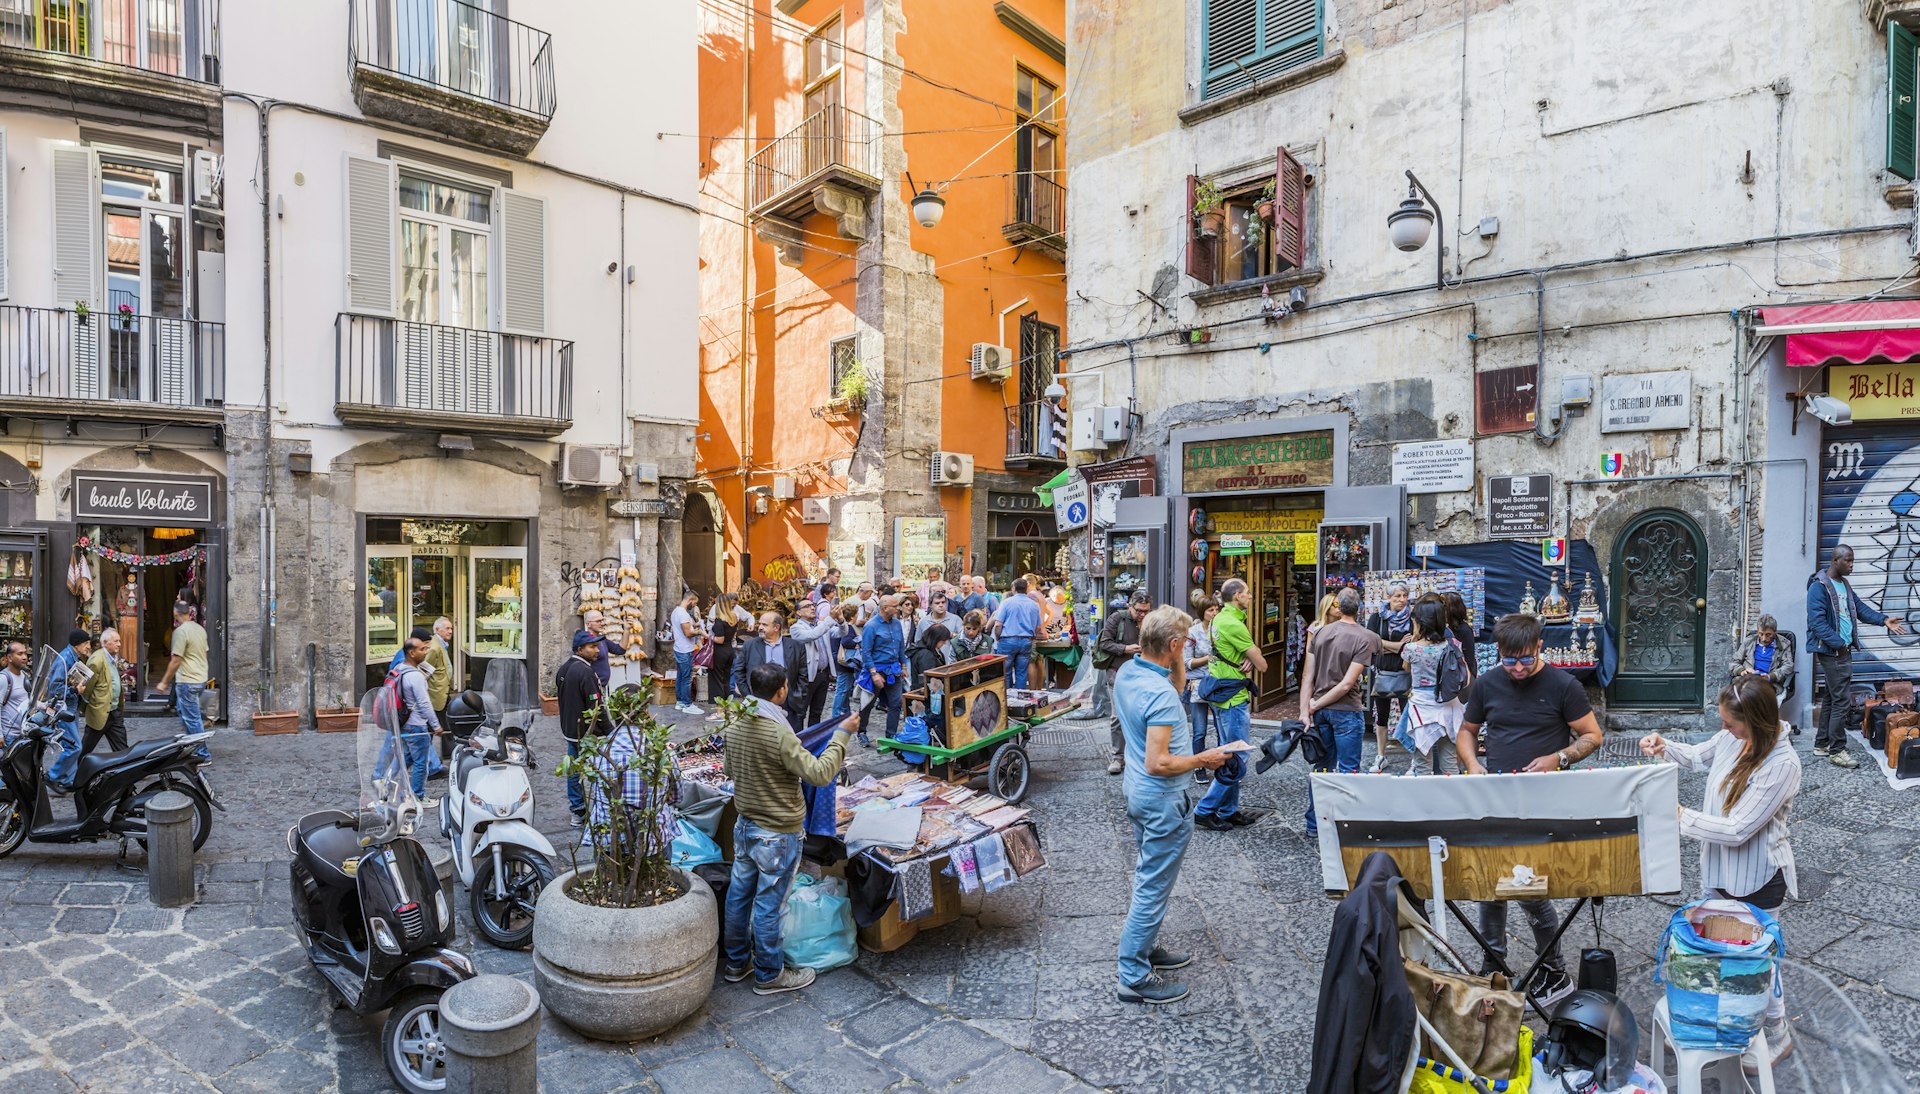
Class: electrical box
1099,406,1132,443
801,498,831,524
1072,407,1105,451
771,474,796,500
1561,374,1593,410
633,461,660,484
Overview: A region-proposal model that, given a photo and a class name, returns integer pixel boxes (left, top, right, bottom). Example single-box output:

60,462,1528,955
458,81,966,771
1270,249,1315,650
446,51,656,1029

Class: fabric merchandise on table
1001,822,1046,876
844,805,923,855
972,832,1013,892
894,858,937,921
950,841,981,893
844,855,899,928
797,717,845,839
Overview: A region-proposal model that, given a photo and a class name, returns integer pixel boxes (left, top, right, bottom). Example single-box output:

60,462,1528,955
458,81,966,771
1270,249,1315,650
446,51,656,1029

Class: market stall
1398,540,1619,687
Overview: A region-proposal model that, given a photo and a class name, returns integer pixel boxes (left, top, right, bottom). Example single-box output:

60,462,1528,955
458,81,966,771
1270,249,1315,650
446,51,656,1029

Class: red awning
1757,302,1920,366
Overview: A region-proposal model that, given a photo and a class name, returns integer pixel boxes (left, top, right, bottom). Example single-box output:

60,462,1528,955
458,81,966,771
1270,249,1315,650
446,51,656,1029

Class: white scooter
441,663,554,948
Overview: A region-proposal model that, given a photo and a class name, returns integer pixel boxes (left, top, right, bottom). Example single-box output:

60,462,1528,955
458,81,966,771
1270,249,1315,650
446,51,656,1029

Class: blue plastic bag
669,822,723,870
781,874,857,970
1652,899,1782,1051
895,715,931,765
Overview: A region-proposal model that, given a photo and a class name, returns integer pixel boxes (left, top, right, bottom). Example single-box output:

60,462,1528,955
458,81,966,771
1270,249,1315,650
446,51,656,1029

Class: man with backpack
0,641,30,742
389,635,439,798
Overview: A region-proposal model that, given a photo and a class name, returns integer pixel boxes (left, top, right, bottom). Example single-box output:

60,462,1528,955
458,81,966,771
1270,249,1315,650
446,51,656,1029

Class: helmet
1540,989,1639,1090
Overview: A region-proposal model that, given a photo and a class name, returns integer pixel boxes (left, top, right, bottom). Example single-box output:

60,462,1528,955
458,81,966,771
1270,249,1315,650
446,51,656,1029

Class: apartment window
829,335,858,398
804,15,843,118
1014,68,1061,227
1186,148,1308,288
399,170,492,330
1017,313,1058,406
99,153,189,401
1891,22,1917,181
396,0,496,99
1201,0,1323,100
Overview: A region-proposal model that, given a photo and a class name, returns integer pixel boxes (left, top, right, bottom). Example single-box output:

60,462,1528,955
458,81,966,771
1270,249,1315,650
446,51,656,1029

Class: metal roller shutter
1816,422,1920,684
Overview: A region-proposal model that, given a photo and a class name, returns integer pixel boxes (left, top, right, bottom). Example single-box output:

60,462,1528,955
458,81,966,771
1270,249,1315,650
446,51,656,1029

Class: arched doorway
681,491,723,600
1609,509,1708,707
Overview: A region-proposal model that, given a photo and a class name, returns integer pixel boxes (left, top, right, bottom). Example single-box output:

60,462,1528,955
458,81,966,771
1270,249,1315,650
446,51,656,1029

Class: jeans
402,726,432,797
674,651,695,705
82,710,128,756
723,817,804,981
1090,668,1113,719
1117,791,1194,986
1187,691,1212,755
1816,651,1851,752
995,637,1034,689
1477,898,1565,974
564,738,584,815
857,674,902,741
47,716,82,787
1304,709,1366,833
831,669,857,718
1195,703,1251,819
176,681,208,761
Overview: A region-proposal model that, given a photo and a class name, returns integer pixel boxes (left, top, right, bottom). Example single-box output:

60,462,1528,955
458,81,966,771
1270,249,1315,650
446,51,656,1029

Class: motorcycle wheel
468,845,553,949
383,987,448,1094
129,780,213,852
0,791,23,858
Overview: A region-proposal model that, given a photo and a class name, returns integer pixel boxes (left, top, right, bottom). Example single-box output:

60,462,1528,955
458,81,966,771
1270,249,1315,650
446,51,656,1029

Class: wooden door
1609,510,1708,708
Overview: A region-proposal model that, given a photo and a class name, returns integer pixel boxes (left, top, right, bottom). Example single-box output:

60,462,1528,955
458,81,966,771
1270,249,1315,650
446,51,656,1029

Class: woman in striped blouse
1641,675,1800,1064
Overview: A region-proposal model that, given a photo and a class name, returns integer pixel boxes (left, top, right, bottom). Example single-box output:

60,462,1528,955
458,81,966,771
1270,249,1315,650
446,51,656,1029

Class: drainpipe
737,3,754,586
1532,273,1565,446
997,297,1030,353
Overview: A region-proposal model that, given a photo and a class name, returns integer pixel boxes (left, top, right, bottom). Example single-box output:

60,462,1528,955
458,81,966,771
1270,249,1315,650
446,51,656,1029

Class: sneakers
570,811,586,829
1747,1017,1794,1074
721,964,751,983
1195,814,1235,832
1527,966,1577,1009
48,781,72,797
752,965,816,995
1830,750,1861,768
1107,756,1124,775
858,733,872,749
1117,972,1190,1005
675,702,702,716
1225,809,1268,827
1193,769,1212,786
1811,745,1831,756
1368,755,1388,774
1148,945,1192,971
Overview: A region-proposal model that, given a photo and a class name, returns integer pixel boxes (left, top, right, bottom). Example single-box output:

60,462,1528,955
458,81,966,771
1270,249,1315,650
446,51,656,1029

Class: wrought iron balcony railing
1005,172,1065,257
335,315,573,437
348,0,555,123
747,105,882,215
0,304,223,414
1005,400,1066,465
0,0,221,82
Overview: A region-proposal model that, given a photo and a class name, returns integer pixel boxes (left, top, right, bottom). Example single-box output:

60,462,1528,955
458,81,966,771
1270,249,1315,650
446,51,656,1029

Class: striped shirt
1666,729,1800,900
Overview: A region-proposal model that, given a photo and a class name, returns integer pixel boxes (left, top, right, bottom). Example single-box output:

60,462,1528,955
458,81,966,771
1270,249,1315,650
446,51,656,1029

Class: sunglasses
1498,655,1539,667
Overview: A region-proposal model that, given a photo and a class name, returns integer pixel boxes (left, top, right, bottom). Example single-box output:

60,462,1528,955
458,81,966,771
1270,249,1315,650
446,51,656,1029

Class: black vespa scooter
288,690,473,1094
0,649,221,858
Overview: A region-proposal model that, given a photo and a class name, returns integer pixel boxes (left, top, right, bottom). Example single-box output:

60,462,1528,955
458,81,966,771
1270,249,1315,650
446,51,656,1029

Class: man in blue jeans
44,629,94,794
856,595,906,745
1297,588,1379,834
1195,579,1268,830
1114,605,1229,1005
722,662,852,995
990,577,1041,688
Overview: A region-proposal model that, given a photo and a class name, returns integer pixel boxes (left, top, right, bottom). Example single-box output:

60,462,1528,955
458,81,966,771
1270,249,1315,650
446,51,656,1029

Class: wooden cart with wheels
877,654,1079,804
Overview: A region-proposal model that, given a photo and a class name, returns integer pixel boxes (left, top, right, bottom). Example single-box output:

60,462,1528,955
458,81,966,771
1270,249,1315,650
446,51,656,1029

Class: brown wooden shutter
1275,146,1306,271
1185,174,1215,284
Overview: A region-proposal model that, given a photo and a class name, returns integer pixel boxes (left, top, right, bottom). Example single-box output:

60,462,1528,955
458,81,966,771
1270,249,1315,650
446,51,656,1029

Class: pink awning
1758,302,1920,366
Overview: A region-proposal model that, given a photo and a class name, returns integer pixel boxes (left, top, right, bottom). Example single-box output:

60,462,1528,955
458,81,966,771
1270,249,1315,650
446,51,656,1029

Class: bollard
146,790,197,908
441,974,541,1094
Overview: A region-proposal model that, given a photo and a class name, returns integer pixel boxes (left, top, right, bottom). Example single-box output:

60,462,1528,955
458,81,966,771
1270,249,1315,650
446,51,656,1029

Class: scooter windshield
483,658,534,733
28,645,55,704
356,684,419,844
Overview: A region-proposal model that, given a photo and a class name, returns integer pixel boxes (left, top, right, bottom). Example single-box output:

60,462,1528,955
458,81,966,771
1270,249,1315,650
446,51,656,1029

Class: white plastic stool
1650,997,1775,1094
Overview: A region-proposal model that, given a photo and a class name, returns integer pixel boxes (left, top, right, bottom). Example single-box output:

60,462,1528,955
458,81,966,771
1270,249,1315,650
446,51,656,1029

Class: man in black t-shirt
1453,613,1604,1005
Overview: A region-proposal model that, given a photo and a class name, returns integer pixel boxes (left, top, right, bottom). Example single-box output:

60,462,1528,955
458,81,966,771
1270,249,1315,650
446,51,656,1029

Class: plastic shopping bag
1411,1026,1532,1094
781,874,857,970
895,715,931,765
668,822,724,870
1653,899,1782,1052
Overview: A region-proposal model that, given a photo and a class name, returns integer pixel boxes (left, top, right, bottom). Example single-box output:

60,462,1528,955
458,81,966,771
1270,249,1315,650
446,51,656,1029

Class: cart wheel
987,743,1030,803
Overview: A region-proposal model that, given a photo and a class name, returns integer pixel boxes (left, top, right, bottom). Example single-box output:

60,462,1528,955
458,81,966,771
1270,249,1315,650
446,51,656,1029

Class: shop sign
1413,541,1438,558
1182,430,1335,493
1487,475,1552,540
990,491,1047,511
1078,455,1159,492
73,473,215,525
1053,478,1090,531
1600,370,1691,433
1294,532,1318,565
1831,363,1920,420
1218,534,1253,556
893,517,945,576
1390,439,1475,494
1207,509,1325,535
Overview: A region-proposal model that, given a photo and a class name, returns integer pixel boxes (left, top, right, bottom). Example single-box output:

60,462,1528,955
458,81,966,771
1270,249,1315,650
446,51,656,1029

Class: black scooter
0,705,222,858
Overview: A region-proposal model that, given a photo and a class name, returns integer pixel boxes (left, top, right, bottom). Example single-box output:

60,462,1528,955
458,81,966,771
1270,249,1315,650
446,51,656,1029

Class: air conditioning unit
558,444,621,488
771,474,797,500
970,343,1013,381
801,497,830,524
192,151,223,210
930,450,975,486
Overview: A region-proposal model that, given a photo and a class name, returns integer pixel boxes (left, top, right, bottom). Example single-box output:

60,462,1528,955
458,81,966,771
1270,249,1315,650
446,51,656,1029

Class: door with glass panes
100,152,191,404
397,170,498,415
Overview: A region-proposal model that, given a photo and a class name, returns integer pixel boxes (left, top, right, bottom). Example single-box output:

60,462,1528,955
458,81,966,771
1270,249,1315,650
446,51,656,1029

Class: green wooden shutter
1891,23,1917,181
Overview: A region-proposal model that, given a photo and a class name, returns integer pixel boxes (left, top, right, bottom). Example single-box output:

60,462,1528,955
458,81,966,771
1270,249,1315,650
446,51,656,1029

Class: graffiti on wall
761,554,801,583
558,557,621,612
1819,431,1920,683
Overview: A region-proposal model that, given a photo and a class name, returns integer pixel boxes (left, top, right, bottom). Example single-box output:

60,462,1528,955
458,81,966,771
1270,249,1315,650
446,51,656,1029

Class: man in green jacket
721,662,854,995
81,627,128,756
427,616,454,757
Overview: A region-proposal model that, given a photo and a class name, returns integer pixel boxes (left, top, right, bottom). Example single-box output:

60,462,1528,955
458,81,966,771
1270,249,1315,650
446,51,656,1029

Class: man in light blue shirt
1113,605,1228,1006
990,577,1043,688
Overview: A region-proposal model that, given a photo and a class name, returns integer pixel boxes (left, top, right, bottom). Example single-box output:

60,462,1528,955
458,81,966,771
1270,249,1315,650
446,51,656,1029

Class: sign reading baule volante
72,473,216,525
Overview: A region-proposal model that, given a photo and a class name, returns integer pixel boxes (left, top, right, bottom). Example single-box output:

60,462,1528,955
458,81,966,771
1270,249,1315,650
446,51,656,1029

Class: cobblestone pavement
2,710,1918,1092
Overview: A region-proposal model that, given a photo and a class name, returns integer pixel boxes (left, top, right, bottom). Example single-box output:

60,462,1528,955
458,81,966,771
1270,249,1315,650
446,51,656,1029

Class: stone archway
681,488,723,600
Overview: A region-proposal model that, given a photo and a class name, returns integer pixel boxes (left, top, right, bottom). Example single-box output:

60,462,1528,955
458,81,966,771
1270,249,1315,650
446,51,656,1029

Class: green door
1608,510,1708,708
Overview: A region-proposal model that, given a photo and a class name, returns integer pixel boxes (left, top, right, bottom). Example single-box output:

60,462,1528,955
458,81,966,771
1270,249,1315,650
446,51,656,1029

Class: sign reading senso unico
1182,430,1336,493
72,474,216,525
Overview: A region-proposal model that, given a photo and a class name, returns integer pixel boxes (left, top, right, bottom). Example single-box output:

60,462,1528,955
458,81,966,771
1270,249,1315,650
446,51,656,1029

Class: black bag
1870,703,1904,751
1371,669,1413,699
1847,682,1878,730
1899,738,1920,780
1435,642,1470,704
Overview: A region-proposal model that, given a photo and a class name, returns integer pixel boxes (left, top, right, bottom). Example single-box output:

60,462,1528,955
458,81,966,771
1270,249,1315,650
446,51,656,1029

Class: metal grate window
1201,0,1323,100
829,336,858,398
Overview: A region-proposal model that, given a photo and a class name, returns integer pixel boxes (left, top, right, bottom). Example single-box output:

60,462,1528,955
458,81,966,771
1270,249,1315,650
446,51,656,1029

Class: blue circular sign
1065,501,1087,525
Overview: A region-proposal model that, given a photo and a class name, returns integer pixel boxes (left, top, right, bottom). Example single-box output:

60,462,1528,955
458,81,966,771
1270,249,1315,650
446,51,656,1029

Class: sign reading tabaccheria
72,473,216,525
1183,430,1335,493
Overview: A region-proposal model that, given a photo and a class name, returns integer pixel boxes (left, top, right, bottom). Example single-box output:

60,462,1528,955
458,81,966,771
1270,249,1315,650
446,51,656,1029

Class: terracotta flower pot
314,707,359,733
540,693,560,717
533,867,717,1041
1198,209,1225,238
1256,199,1276,222
252,709,299,735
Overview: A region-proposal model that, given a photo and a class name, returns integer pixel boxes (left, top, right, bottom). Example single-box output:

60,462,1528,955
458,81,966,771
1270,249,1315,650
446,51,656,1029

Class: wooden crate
857,864,962,953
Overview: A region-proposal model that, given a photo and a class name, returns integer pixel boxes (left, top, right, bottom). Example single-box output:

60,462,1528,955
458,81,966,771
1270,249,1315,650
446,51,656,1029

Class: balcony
348,0,556,156
0,1,222,132
1004,401,1065,471
1004,173,1065,261
746,106,881,250
335,315,573,438
0,304,224,423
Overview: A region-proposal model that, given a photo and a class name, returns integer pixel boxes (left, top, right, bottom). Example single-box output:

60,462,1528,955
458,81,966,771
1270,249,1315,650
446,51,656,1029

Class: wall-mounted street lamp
1387,169,1446,290
906,172,947,229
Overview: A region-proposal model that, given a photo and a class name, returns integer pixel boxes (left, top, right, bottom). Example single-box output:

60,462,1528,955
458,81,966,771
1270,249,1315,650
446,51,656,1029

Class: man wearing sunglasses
1453,612,1602,1007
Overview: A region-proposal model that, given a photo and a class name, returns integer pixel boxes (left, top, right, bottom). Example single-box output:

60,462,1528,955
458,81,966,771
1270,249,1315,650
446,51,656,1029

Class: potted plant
835,361,870,406
540,685,561,717
534,698,717,1041
71,301,90,327
1193,179,1226,238
315,698,359,733
116,303,135,330
1255,179,1277,223
251,703,299,735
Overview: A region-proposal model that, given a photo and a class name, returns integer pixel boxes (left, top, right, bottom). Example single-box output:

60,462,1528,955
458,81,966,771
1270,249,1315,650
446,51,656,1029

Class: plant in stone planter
534,707,717,1040
1255,178,1277,223
1193,179,1226,239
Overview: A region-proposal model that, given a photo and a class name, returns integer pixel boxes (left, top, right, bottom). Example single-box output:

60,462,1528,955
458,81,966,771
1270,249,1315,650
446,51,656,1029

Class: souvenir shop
361,517,533,693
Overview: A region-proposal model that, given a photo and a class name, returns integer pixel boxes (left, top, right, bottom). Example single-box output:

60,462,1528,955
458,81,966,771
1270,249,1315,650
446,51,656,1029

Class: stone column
145,790,197,907
441,974,541,1094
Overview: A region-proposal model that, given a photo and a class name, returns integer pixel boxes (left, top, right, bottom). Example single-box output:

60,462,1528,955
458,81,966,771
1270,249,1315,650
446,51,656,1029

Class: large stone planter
532,866,717,1041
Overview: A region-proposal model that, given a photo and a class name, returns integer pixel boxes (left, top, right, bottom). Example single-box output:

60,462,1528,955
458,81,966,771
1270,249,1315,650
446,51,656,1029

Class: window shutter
1275,145,1306,271
51,143,98,310
343,153,398,316
1206,0,1260,72
1185,175,1215,285
0,127,9,300
1891,23,1918,181
498,188,547,336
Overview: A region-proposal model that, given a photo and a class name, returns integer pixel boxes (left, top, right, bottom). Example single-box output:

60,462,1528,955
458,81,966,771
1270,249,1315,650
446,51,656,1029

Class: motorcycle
0,646,221,858
440,660,554,947
289,687,473,1094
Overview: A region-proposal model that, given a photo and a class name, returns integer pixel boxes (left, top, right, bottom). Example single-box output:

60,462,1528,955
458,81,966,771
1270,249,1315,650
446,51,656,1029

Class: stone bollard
441,974,541,1094
146,791,197,908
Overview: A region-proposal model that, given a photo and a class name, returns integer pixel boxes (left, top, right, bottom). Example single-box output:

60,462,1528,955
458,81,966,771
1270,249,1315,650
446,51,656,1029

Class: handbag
1402,959,1525,1081
690,642,713,669
1899,737,1920,780
1890,711,1920,769
1372,668,1413,699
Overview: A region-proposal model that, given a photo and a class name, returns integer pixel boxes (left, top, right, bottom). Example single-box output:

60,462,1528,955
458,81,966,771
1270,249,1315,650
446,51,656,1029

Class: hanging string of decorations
76,536,206,571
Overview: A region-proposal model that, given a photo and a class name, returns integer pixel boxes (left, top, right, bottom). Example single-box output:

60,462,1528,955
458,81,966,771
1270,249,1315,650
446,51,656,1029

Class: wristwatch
1557,750,1569,769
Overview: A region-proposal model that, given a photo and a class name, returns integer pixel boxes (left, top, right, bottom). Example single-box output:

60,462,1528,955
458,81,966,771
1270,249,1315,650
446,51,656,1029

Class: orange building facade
690,0,1067,597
